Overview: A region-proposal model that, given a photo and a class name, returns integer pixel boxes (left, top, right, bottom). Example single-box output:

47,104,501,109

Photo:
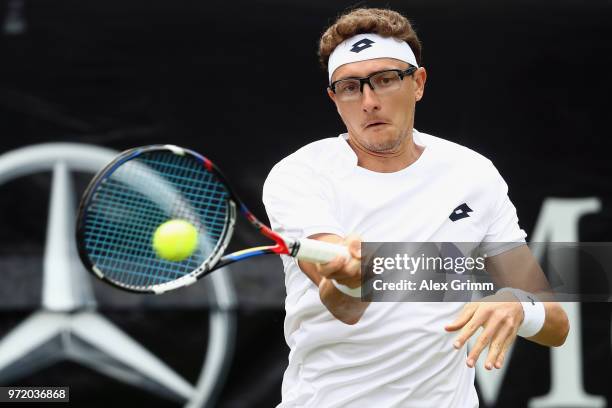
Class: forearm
298,257,369,325
318,277,369,325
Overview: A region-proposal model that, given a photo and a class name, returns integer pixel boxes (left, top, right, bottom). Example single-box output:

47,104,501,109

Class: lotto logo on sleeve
449,203,473,221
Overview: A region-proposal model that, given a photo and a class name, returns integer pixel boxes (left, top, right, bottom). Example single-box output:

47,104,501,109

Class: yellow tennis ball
153,219,198,261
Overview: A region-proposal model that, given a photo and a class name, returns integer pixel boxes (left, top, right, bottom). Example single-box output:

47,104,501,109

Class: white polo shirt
263,130,526,408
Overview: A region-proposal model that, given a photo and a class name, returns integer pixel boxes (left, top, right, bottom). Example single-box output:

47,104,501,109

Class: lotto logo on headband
350,38,375,53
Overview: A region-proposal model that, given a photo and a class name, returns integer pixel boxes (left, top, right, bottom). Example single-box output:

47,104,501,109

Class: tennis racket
76,144,349,294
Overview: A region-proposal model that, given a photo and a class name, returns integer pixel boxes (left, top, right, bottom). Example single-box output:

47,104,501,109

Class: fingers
343,234,362,259
464,315,502,368
313,234,362,289
494,330,517,369
484,323,513,370
453,304,521,370
315,255,347,279
343,239,361,284
316,252,360,284
446,303,478,334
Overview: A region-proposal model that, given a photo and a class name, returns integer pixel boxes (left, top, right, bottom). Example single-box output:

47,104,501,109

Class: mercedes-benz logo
0,143,237,407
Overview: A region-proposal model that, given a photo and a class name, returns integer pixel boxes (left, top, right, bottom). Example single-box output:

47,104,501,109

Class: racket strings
88,187,227,236
86,159,203,286
81,151,231,289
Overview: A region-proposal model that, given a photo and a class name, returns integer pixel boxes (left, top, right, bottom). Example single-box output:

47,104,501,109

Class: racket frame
76,144,295,294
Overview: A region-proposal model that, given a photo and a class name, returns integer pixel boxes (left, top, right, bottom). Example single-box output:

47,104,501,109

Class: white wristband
331,279,362,298
497,288,545,337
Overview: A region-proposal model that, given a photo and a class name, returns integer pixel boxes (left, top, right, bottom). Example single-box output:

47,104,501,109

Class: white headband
327,33,418,82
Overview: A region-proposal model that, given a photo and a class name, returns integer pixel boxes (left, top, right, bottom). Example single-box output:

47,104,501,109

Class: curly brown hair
318,8,422,71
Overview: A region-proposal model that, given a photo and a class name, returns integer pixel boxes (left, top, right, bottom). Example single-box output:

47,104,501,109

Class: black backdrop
0,1,610,407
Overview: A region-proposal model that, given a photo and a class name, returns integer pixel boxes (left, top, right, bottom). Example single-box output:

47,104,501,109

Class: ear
413,67,427,102
327,87,347,122
327,87,336,104
327,87,343,115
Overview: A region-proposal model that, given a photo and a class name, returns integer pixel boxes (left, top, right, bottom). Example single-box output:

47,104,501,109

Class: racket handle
295,238,351,263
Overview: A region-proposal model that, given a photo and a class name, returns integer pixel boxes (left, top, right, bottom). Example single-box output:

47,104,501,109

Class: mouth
363,120,389,129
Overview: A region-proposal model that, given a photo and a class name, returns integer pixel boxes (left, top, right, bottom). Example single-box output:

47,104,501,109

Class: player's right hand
315,235,362,288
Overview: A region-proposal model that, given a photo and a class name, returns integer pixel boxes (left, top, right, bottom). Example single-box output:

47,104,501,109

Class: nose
361,83,381,113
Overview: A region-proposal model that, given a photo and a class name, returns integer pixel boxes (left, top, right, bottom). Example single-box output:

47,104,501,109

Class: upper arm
262,161,344,288
482,162,527,244
262,161,344,241
485,244,551,295
480,163,551,294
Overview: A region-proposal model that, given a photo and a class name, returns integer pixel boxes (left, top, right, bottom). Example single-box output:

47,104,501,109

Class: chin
365,138,402,153
364,132,402,152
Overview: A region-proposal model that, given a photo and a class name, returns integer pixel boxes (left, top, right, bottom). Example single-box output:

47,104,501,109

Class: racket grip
295,238,351,263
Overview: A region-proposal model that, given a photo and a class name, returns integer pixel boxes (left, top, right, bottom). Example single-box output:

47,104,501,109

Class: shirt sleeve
262,159,344,240
481,163,527,256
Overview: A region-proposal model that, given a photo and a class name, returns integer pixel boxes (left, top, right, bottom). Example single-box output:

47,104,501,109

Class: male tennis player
263,8,569,407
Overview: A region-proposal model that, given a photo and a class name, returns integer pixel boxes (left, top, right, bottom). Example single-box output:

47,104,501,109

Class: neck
347,130,424,173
